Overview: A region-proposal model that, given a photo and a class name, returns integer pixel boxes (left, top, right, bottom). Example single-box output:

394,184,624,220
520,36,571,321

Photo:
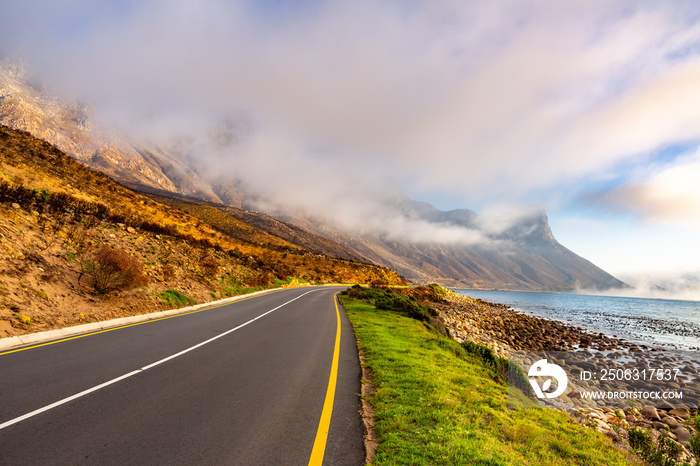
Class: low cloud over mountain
1,58,628,291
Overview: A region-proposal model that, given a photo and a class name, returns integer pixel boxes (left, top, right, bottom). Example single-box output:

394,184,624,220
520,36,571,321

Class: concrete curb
0,288,277,352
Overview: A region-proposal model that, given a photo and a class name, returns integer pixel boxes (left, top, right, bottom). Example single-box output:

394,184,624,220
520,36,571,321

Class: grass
217,276,262,297
342,295,641,465
273,275,308,287
222,284,264,297
159,290,195,308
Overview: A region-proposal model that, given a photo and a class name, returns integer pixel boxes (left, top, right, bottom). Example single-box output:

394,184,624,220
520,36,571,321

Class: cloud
3,0,700,243
584,150,700,225
579,270,700,302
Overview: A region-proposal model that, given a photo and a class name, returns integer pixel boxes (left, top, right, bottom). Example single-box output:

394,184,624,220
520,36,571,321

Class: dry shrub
81,246,148,294
247,273,273,288
370,278,389,287
201,256,219,277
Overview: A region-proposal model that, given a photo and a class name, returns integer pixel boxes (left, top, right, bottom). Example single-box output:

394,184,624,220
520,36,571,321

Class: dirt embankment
0,201,252,338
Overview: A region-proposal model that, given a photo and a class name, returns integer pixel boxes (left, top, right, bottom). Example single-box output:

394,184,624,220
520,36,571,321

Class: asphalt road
0,286,364,465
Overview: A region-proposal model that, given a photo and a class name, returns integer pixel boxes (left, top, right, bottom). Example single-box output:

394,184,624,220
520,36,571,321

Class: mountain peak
500,209,556,246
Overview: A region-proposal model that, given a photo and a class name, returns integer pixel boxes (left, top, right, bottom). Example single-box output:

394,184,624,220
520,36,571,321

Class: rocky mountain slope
281,201,626,291
0,125,403,337
134,187,369,262
0,61,626,291
0,61,227,204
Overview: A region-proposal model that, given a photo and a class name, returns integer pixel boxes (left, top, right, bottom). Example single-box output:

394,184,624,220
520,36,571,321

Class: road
0,286,364,465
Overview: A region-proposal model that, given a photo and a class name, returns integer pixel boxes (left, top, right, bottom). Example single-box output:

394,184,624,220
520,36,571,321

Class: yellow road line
308,292,342,465
0,290,280,356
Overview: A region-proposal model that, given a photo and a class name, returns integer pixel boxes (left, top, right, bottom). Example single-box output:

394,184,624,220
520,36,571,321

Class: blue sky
2,0,700,297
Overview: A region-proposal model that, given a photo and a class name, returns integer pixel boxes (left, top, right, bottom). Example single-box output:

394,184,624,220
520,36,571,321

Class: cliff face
0,61,626,291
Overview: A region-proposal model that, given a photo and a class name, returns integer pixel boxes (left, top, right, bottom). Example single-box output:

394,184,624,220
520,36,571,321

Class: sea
453,289,700,351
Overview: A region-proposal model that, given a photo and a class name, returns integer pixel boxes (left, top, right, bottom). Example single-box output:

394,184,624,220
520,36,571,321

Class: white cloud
580,271,700,302
3,2,698,185
585,150,700,225
3,0,700,258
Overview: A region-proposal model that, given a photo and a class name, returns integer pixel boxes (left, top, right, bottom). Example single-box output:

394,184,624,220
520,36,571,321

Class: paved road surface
0,286,364,465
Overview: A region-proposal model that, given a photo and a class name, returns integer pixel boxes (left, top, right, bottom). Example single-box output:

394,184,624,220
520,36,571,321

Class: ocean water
454,289,700,351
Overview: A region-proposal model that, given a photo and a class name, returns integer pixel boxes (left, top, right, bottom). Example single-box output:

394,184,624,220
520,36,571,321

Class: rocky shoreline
431,289,700,461
434,291,648,356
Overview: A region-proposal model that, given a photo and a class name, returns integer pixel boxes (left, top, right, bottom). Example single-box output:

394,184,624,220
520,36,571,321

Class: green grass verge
222,285,264,297
342,296,641,465
159,289,195,307
273,275,308,287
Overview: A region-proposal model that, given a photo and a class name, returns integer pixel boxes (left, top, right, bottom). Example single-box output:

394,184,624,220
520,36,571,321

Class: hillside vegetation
0,125,403,337
143,192,368,262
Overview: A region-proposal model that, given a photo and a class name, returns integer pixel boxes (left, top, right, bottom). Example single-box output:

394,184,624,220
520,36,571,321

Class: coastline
433,289,700,453
450,288,700,351
435,291,647,356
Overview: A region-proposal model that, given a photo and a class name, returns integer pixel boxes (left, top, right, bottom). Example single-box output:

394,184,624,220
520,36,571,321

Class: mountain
0,124,403,336
0,61,627,291
132,185,369,263
277,200,626,291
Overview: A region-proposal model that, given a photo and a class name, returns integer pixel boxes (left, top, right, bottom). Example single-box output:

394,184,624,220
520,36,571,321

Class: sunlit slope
0,124,404,336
